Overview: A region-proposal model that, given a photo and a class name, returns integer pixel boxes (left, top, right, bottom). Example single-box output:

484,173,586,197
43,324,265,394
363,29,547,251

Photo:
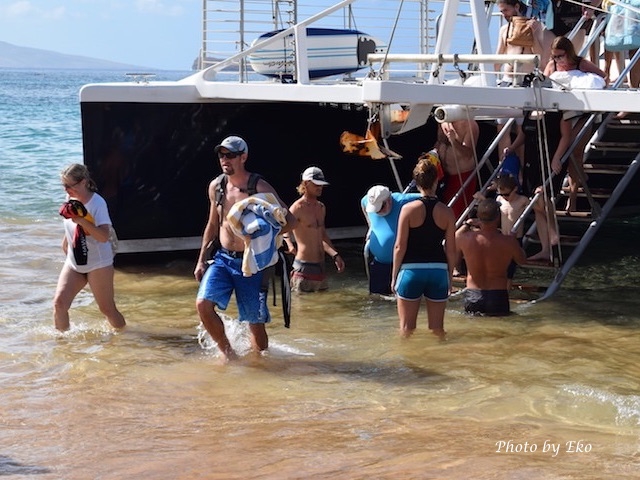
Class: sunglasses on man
218,151,242,159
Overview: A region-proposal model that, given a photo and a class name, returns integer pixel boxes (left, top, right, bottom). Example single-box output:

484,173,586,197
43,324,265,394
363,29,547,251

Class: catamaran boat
79,0,640,299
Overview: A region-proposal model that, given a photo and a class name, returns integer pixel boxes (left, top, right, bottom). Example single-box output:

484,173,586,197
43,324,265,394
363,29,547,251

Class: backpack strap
214,173,227,207
246,172,262,196
216,172,262,206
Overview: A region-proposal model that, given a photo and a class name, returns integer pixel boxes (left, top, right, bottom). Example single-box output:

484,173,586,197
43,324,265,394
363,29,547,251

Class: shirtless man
474,174,529,289
455,198,527,316
284,166,345,292
433,118,480,219
194,136,296,361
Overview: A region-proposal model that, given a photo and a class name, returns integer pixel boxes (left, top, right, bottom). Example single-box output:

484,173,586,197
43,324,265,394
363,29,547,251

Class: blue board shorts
197,250,269,324
394,263,449,301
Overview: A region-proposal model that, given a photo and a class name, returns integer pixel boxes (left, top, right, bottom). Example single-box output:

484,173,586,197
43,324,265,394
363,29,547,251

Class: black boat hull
81,101,444,252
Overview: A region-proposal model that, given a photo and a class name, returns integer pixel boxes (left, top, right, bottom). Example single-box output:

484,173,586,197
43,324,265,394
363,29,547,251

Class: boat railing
198,0,495,84
124,73,157,84
199,0,359,82
367,53,540,85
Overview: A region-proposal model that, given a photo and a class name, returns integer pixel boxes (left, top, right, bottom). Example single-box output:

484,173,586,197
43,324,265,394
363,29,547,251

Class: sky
0,1,500,72
0,0,202,70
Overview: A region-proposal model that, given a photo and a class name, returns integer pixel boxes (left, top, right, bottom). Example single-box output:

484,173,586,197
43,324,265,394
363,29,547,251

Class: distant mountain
0,41,152,70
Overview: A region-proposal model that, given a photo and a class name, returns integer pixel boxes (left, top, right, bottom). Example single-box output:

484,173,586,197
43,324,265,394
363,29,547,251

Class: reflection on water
2,223,640,478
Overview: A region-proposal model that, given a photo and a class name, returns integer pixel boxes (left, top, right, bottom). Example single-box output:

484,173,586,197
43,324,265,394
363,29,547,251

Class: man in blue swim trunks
455,198,527,316
361,185,420,295
194,136,296,360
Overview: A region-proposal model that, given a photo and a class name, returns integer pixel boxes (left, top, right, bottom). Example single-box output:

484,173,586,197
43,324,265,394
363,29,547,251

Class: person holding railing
544,0,602,54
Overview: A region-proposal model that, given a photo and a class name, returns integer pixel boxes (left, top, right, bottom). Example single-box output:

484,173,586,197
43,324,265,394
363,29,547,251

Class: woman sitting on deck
544,36,606,212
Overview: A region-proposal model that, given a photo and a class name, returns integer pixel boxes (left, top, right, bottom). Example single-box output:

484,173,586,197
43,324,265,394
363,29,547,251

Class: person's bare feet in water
219,346,238,363
431,329,447,341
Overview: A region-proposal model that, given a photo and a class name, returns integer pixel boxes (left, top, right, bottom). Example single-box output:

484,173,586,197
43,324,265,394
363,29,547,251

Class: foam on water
196,314,316,358
563,384,640,427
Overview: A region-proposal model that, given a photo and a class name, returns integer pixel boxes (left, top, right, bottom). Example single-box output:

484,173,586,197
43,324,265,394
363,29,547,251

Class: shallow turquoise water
1,68,639,479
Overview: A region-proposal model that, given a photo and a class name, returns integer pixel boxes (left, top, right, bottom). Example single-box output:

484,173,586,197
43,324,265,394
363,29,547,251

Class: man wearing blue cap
194,135,296,361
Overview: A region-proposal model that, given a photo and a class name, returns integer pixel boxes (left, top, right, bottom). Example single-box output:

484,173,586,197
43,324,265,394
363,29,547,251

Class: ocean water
1,68,640,479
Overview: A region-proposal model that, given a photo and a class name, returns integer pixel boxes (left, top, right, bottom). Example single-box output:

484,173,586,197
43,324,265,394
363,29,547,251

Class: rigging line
366,105,403,191
465,107,482,197
382,137,403,191
347,3,358,30
532,80,563,264
376,0,405,78
558,0,612,19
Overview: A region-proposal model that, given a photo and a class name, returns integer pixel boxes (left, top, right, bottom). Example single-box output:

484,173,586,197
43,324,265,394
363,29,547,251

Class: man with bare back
283,166,345,292
455,198,527,316
433,118,480,219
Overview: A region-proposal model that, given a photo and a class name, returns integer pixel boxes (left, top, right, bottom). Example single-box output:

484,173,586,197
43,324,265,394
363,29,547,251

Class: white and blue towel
226,193,288,276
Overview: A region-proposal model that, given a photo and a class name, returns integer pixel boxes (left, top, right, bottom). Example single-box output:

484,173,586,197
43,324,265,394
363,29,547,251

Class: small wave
563,384,640,427
196,315,315,358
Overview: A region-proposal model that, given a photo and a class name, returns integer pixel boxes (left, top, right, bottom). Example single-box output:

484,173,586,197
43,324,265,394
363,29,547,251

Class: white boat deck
80,0,640,123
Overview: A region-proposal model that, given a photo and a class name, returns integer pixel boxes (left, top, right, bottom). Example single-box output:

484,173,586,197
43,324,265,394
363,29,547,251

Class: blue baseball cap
214,136,248,154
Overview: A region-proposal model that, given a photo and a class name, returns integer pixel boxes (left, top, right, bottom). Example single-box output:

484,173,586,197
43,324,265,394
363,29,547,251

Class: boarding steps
501,12,640,299
452,113,640,300
449,10,640,300
520,112,640,300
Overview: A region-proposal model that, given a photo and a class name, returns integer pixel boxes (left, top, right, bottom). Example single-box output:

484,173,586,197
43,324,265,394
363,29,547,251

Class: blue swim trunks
197,250,269,324
394,263,450,301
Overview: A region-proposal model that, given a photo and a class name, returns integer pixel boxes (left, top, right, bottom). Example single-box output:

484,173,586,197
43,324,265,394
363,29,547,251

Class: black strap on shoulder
246,172,261,196
214,173,262,206
214,173,227,207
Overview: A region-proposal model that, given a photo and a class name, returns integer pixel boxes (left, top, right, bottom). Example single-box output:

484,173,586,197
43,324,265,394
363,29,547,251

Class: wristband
332,253,340,260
